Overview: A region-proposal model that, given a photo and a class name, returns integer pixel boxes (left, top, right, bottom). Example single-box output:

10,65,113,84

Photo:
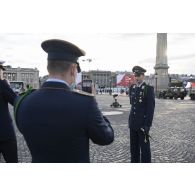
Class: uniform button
134,112,136,114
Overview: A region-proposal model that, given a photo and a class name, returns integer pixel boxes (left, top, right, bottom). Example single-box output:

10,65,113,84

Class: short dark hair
47,60,73,73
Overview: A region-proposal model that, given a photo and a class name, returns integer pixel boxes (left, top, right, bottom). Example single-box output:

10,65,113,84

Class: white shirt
136,81,145,88
46,78,70,86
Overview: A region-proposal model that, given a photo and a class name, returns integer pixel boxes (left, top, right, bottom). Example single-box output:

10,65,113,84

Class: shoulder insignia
73,89,94,97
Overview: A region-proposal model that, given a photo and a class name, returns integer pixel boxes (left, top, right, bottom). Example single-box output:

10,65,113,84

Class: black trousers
0,140,18,163
130,129,151,163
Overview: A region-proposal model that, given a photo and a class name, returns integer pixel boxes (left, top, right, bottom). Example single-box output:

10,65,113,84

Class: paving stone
1,95,195,163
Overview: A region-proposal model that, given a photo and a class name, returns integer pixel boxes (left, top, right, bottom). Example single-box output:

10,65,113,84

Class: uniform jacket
16,81,114,163
0,79,17,140
129,82,155,130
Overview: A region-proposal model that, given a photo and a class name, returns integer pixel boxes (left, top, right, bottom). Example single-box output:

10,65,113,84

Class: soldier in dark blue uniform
129,66,155,163
0,61,18,163
15,39,114,163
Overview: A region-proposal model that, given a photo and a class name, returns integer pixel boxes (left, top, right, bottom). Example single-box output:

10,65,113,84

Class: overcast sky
1,33,195,76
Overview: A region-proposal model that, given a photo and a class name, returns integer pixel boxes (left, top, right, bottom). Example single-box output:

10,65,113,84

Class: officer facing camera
128,65,155,163
14,39,114,163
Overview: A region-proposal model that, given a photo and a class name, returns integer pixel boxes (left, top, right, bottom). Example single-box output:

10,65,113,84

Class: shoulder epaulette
73,89,94,97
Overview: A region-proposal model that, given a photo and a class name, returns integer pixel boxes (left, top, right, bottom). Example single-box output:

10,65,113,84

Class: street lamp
82,58,92,71
109,79,112,95
154,73,158,97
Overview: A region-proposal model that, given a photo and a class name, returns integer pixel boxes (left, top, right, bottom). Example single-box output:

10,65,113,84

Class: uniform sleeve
87,97,114,145
1,80,17,106
144,86,155,128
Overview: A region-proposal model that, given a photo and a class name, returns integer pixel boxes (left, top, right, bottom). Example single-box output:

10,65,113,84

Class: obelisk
154,33,169,93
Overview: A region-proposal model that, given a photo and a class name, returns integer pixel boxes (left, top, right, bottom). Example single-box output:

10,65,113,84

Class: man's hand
141,126,150,135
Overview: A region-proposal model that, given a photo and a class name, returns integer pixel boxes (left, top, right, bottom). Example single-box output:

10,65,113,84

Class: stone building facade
82,70,115,88
3,65,39,89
